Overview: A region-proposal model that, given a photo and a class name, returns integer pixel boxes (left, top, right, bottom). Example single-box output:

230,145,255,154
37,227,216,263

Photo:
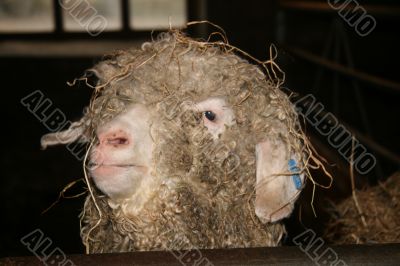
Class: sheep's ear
255,139,304,223
87,60,118,84
41,120,88,149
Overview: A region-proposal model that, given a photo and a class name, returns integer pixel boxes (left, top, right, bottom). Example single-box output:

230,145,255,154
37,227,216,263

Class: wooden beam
279,0,400,16
1,244,399,265
285,45,400,94
0,40,144,57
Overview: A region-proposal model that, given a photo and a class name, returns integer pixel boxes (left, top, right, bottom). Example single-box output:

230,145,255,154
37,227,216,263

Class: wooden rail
1,244,400,266
279,0,400,16
285,45,400,94
0,40,144,57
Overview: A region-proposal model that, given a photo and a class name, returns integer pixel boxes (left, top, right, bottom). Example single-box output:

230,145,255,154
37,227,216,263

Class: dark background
1,0,399,257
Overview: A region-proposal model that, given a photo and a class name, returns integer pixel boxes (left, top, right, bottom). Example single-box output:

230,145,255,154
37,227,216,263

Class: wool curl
70,29,330,253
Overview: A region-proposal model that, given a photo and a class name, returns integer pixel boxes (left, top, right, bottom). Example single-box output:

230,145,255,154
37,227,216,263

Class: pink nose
98,130,131,149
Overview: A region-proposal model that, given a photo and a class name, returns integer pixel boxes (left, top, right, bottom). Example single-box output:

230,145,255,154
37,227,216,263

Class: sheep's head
42,32,310,251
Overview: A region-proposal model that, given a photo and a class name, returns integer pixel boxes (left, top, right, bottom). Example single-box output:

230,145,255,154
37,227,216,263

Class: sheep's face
89,104,153,200
88,97,237,201
41,33,307,225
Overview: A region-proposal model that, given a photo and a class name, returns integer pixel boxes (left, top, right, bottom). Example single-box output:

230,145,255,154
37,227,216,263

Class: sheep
41,31,315,253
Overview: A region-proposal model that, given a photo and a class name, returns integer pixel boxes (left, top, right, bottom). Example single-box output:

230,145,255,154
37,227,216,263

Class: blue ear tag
288,159,302,190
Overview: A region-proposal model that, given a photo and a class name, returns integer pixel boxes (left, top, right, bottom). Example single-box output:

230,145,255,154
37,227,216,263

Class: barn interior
1,0,399,260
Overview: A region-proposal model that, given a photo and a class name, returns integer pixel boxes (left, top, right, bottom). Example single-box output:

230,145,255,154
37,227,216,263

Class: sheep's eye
204,111,216,121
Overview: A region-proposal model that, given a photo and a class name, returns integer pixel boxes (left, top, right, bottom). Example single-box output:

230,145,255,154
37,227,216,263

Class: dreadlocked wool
42,30,319,253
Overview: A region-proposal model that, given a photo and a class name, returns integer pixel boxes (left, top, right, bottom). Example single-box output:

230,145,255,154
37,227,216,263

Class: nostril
98,130,131,147
107,137,129,145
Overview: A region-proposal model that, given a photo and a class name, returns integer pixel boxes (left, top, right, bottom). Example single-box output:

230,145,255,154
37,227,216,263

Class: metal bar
338,21,373,136
311,19,334,94
285,45,400,93
187,0,208,39
194,0,208,38
2,244,399,266
121,0,130,32
53,0,63,34
279,0,400,16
